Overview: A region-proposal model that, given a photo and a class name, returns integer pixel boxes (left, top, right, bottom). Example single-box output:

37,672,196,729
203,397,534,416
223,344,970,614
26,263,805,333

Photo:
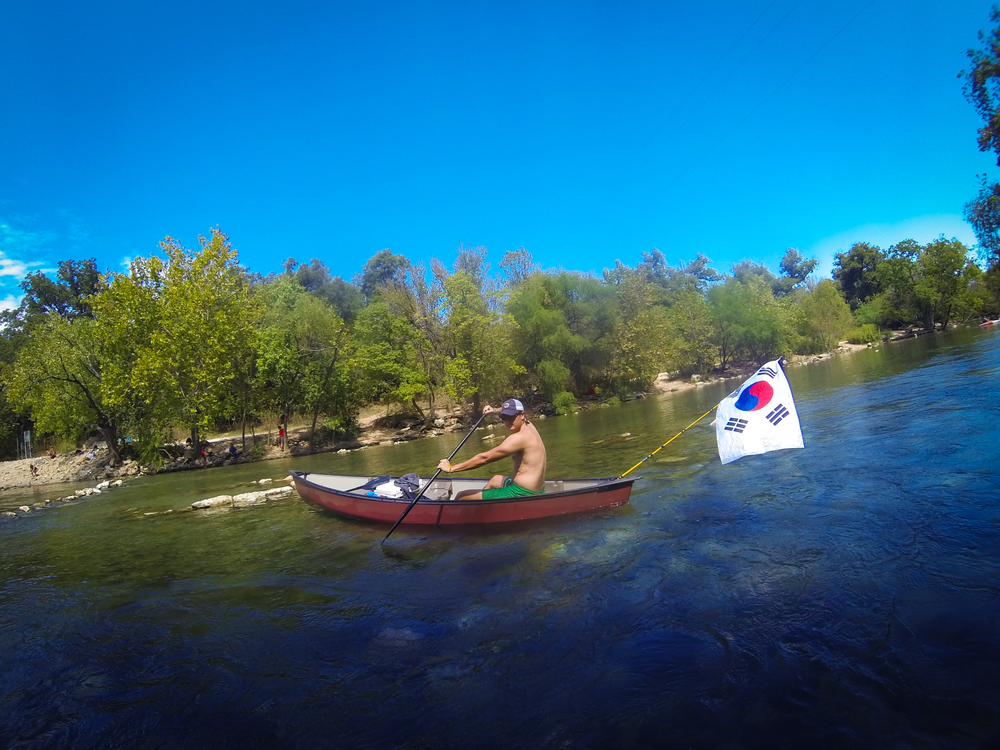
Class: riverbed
1,327,998,748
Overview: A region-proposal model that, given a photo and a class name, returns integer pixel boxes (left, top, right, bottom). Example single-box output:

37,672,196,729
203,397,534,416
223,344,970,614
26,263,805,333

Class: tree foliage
962,8,1000,267
3,224,991,461
798,280,854,351
833,243,885,310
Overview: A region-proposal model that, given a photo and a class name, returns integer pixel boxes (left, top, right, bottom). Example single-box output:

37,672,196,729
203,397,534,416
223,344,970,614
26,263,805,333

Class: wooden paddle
381,411,488,544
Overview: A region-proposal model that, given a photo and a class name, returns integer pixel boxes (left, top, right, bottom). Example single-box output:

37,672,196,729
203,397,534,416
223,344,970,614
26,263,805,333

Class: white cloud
806,215,977,278
0,294,20,311
0,252,32,278
0,219,51,281
0,212,92,290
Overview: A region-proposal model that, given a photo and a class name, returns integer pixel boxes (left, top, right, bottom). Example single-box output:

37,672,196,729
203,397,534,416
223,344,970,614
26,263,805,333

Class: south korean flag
716,359,803,465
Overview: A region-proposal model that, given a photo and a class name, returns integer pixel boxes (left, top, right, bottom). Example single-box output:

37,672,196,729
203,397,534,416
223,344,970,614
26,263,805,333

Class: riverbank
0,331,908,491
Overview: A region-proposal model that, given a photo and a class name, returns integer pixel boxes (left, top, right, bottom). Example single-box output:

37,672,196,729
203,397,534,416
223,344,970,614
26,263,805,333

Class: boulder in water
192,495,234,509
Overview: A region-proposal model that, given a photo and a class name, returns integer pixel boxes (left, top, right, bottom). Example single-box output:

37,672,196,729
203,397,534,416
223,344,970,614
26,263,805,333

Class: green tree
962,8,1000,268
604,272,671,393
101,229,259,449
709,276,788,366
665,289,718,376
257,278,354,448
707,278,745,371
3,314,137,464
774,248,818,296
797,280,855,351
498,247,539,289
637,250,722,302
913,238,971,330
352,300,429,417
832,242,885,310
964,176,1000,266
963,6,1000,166
441,271,524,411
354,249,411,303
875,240,922,327
506,273,589,398
283,258,363,323
19,259,102,321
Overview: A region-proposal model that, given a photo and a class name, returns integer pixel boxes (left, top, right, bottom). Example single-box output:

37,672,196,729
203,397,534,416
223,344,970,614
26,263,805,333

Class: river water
1,328,998,749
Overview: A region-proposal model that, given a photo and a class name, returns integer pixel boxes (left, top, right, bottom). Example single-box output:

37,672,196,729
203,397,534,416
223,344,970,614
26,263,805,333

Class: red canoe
289,471,637,525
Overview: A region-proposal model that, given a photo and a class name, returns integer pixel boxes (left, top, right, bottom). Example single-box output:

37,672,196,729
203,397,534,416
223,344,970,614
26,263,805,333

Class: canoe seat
544,480,564,493
425,481,452,501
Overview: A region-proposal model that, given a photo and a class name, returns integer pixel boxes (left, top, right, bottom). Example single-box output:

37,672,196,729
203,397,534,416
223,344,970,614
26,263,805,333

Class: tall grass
846,323,881,344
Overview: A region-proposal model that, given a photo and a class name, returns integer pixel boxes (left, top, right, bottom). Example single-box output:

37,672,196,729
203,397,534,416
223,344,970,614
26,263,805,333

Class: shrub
552,391,576,416
248,439,269,460
846,323,881,344
603,395,621,407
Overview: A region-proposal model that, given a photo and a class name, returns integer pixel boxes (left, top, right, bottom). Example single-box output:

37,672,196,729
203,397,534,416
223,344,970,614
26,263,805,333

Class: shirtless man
437,398,547,500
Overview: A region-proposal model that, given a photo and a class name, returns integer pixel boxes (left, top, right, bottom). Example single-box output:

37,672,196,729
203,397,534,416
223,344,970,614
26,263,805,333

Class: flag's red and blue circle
734,380,773,411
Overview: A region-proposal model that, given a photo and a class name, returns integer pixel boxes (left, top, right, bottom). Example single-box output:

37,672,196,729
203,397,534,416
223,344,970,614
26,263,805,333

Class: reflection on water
2,327,999,748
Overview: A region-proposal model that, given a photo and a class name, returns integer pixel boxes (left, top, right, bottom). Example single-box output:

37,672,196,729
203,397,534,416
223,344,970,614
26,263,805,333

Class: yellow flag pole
616,405,717,480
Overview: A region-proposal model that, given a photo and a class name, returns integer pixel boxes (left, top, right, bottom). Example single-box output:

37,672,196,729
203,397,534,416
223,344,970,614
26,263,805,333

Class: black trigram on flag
757,365,777,378
724,417,749,433
766,403,789,425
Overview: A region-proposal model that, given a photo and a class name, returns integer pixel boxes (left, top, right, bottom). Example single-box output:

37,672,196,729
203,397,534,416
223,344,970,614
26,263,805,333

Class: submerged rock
192,495,234,509
192,485,293,511
232,491,267,507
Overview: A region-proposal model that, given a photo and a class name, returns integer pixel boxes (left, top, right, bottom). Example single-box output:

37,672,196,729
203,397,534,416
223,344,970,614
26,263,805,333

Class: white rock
92,488,102,495
233,491,268,507
96,481,111,490
75,489,88,497
2,511,16,518
191,495,234,509
112,480,123,487
18,506,30,513
263,486,292,497
433,418,446,428
258,478,273,484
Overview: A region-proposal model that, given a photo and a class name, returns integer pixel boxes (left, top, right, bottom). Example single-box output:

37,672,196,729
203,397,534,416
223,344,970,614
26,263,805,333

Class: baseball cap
499,398,524,417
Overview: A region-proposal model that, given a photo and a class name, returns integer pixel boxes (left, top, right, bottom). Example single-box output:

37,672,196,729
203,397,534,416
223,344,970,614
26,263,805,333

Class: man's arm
439,432,525,473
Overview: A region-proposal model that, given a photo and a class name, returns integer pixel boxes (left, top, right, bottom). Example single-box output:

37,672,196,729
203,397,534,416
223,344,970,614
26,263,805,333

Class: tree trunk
310,408,321,453
190,426,203,466
411,398,426,422
99,422,123,466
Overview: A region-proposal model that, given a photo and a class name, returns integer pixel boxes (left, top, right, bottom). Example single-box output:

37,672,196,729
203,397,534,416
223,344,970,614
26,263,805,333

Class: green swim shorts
481,476,545,499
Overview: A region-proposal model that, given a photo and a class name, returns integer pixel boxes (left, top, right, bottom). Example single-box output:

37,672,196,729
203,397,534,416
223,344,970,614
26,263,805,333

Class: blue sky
0,0,994,310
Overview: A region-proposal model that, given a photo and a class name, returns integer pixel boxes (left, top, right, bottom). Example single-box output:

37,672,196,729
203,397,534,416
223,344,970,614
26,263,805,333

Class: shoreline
0,333,902,493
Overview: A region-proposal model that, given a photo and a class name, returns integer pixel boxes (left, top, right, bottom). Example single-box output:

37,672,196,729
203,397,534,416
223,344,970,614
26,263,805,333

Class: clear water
2,328,998,748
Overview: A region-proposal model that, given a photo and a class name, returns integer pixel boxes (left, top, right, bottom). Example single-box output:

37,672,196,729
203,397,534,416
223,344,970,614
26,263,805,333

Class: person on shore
278,426,286,451
437,398,547,500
